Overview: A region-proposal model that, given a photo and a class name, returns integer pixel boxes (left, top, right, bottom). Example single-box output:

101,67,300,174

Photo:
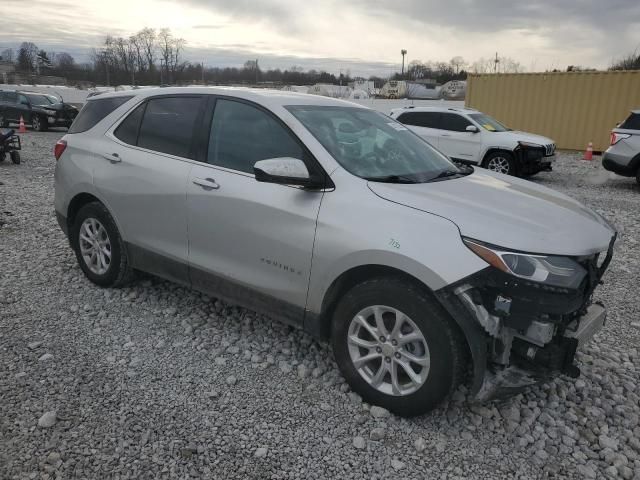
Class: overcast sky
1,0,639,76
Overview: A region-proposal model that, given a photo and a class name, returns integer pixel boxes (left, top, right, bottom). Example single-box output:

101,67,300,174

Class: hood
368,170,615,256
492,130,553,147
34,102,77,112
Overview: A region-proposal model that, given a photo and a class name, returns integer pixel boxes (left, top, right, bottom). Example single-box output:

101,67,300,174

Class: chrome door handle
103,153,122,163
193,177,220,190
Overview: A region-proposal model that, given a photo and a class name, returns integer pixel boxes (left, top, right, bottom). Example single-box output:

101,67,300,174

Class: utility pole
494,52,499,73
201,61,205,84
401,49,407,78
255,58,259,84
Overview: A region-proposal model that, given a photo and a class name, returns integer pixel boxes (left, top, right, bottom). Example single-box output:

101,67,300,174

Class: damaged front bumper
435,243,613,402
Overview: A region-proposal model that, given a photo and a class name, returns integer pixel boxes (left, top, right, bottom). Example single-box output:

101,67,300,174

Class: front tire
0,113,9,128
71,202,133,287
483,151,516,176
331,277,466,417
32,115,48,132
10,151,20,164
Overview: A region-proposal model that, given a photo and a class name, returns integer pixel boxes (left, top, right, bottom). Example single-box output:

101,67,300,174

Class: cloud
1,0,639,74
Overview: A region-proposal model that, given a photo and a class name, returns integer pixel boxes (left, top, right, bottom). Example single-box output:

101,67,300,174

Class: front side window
137,97,202,158
25,94,55,106
287,106,460,183
468,113,510,132
18,94,29,105
207,99,305,173
439,113,472,132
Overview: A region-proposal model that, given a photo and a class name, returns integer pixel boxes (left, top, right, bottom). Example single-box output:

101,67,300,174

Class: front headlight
463,238,587,289
518,141,543,149
43,109,57,116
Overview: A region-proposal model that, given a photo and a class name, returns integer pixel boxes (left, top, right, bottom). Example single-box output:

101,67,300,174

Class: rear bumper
602,152,636,176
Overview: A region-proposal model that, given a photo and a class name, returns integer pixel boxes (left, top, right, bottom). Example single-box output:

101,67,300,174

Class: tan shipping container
465,71,640,152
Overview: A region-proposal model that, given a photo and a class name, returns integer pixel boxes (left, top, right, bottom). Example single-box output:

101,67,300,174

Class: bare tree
138,27,157,72
1,48,15,63
610,50,640,70
450,56,466,74
17,42,39,72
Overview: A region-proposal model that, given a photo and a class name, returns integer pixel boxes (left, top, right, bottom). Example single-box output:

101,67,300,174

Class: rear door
17,94,33,123
186,96,324,325
437,113,482,163
2,92,19,122
395,111,441,148
93,95,205,284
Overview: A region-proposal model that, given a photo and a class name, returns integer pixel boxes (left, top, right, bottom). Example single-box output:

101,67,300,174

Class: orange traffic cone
583,142,593,161
18,116,26,134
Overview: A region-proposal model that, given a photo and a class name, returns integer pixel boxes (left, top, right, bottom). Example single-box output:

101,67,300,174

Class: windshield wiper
364,174,417,184
427,169,465,182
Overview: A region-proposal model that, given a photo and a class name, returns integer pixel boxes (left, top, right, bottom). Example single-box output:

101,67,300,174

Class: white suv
390,106,556,176
54,88,614,416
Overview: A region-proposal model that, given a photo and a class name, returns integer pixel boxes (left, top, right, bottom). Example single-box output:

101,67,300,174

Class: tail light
54,140,67,161
610,132,630,145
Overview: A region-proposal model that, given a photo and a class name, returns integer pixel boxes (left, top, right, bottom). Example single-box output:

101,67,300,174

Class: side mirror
466,125,479,133
254,157,322,188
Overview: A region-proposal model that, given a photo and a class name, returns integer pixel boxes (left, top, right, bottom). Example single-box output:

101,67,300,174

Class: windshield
468,113,509,132
25,94,56,106
286,106,461,183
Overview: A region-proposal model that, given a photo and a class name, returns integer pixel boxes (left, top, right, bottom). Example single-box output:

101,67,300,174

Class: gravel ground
1,131,639,480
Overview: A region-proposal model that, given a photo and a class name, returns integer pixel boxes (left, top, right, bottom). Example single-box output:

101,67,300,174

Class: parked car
602,109,640,185
389,106,555,176
0,89,79,131
54,88,616,416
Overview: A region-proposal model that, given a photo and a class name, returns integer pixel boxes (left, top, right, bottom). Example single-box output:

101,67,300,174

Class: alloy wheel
347,305,430,396
78,218,112,275
486,156,510,174
32,116,40,130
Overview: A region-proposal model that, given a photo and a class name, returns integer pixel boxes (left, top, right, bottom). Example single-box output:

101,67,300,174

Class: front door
436,113,482,163
93,95,205,284
187,97,324,325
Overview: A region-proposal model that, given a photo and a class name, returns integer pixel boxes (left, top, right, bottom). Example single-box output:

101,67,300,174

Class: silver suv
603,109,640,184
54,88,616,416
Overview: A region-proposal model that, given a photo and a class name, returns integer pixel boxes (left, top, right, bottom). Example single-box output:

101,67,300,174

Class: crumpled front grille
544,144,556,156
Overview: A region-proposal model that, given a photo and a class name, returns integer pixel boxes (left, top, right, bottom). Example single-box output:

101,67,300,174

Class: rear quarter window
619,113,640,131
68,96,133,134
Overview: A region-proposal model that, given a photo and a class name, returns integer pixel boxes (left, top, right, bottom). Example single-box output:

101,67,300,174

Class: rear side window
619,113,640,131
137,97,202,158
439,113,472,132
207,99,305,173
69,96,132,134
397,112,441,128
114,103,145,145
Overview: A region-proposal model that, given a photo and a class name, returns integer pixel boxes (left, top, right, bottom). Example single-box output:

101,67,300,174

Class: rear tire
71,202,133,287
0,113,8,128
483,151,516,176
10,151,20,164
331,277,466,417
636,168,640,186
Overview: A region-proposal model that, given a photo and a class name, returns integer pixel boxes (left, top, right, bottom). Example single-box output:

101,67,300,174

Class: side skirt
126,243,306,329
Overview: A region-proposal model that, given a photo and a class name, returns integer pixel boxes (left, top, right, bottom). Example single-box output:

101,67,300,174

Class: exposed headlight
463,238,587,289
518,141,543,149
